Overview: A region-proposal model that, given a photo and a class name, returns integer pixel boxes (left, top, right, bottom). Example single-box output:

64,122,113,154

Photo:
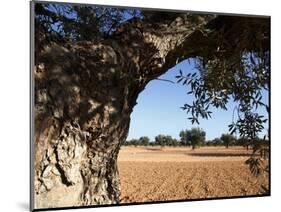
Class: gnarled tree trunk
33,14,214,208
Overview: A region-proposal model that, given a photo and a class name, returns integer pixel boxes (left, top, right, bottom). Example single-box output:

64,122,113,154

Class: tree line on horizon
124,127,268,150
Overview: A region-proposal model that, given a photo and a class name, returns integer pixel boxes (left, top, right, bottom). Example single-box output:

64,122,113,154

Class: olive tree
179,130,190,146
33,2,269,208
220,133,236,148
211,138,223,146
155,135,177,146
180,128,206,149
139,136,150,146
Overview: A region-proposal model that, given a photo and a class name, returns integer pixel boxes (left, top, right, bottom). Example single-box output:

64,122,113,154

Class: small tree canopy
179,128,206,149
139,136,150,146
155,135,179,146
212,138,223,146
220,134,236,148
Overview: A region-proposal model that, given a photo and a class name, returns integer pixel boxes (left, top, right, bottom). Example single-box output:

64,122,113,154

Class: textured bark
34,40,137,207
33,14,228,208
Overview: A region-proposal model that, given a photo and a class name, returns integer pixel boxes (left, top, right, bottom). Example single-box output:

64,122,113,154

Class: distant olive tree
179,128,206,150
139,136,150,146
179,130,190,146
236,137,253,150
155,135,179,146
125,138,139,146
211,138,223,146
220,134,236,148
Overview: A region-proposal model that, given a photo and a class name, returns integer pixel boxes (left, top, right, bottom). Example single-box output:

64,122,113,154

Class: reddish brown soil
117,146,268,203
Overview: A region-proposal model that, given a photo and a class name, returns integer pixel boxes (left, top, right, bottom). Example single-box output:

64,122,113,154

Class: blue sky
127,59,269,141
40,4,268,141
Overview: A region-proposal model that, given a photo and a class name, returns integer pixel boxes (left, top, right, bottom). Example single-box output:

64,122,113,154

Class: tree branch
154,78,175,84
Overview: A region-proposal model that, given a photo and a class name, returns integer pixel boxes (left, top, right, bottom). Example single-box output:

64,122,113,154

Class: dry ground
117,146,269,203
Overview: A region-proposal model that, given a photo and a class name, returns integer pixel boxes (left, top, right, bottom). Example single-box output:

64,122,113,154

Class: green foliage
179,128,206,149
209,138,223,146
235,137,253,150
179,130,190,146
220,133,236,148
125,135,179,146
139,136,150,146
176,17,269,144
245,137,269,178
252,137,269,159
155,135,179,146
124,138,139,146
35,3,142,41
245,157,264,177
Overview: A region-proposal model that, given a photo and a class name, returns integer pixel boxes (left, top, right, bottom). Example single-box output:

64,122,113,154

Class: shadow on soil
145,147,163,151
187,152,254,157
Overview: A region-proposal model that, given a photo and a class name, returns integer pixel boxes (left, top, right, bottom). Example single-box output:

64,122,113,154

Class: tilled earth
117,146,268,203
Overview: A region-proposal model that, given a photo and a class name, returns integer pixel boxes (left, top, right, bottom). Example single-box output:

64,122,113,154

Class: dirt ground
117,146,269,203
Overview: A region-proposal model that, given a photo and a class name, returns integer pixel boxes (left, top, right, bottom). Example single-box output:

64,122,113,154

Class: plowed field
117,146,268,203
